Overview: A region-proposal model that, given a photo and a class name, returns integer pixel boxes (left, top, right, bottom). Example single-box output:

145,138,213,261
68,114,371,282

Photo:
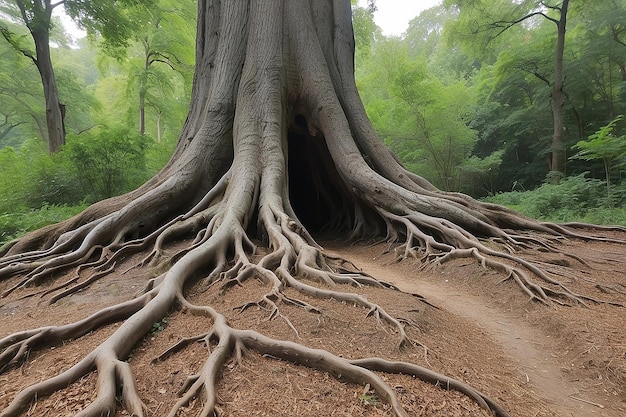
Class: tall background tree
0,0,147,153
444,0,571,182
113,0,196,136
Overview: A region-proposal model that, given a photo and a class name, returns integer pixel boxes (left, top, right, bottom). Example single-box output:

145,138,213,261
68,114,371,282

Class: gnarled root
157,302,508,417
0,291,156,374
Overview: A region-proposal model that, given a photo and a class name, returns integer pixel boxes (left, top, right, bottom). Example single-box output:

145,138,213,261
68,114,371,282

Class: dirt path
329,246,610,417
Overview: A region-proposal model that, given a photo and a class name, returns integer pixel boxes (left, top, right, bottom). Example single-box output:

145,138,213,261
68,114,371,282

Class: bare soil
1,235,625,417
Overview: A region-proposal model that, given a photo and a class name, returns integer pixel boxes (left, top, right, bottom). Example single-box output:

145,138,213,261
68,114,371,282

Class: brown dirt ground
0,232,625,417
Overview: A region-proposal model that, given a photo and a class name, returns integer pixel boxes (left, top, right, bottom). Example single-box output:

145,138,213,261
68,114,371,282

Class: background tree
357,36,477,191
445,0,571,182
90,0,195,142
351,0,379,57
0,0,146,153
355,4,502,194
467,28,555,192
119,0,195,136
0,1,68,152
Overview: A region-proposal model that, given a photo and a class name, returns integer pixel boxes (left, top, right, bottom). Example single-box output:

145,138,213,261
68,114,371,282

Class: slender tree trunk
549,0,569,182
608,45,615,119
157,110,162,142
138,46,150,135
604,159,612,206
16,0,66,153
32,29,65,153
139,93,146,135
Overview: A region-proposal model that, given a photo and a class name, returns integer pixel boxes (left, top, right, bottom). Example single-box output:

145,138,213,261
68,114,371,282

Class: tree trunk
32,30,66,153
139,43,150,135
16,0,66,153
139,92,146,135
0,1,622,416
157,110,162,142
549,0,569,182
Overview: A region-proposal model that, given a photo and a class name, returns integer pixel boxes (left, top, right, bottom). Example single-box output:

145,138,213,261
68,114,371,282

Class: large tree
0,1,623,416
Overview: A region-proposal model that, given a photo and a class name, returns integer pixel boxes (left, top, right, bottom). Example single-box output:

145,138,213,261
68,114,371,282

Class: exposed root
47,263,116,305
150,300,507,417
0,197,518,416
0,290,156,373
371,207,625,306
152,332,210,363
348,358,510,417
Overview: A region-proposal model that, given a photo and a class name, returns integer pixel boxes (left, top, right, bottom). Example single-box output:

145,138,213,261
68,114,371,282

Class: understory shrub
0,126,157,243
0,204,87,244
484,173,626,225
64,125,152,202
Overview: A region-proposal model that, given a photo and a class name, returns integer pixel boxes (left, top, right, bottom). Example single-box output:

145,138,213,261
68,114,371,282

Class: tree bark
549,0,569,182
17,0,66,153
139,91,146,135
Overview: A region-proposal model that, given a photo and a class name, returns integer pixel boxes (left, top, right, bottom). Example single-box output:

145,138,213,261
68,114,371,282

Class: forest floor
0,232,625,416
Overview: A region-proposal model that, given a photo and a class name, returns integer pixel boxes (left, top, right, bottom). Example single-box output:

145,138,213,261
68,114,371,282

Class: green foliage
0,125,159,244
359,393,378,406
357,37,478,191
64,0,153,49
352,3,379,55
0,138,80,211
358,384,379,406
571,115,626,202
0,128,154,208
94,0,195,139
0,142,33,215
0,25,46,147
0,138,86,243
151,317,168,335
0,0,187,243
572,115,626,164
459,150,504,196
52,49,99,133
0,204,86,244
64,126,151,201
443,0,536,62
24,145,86,207
469,72,552,192
484,173,626,225
145,136,177,174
